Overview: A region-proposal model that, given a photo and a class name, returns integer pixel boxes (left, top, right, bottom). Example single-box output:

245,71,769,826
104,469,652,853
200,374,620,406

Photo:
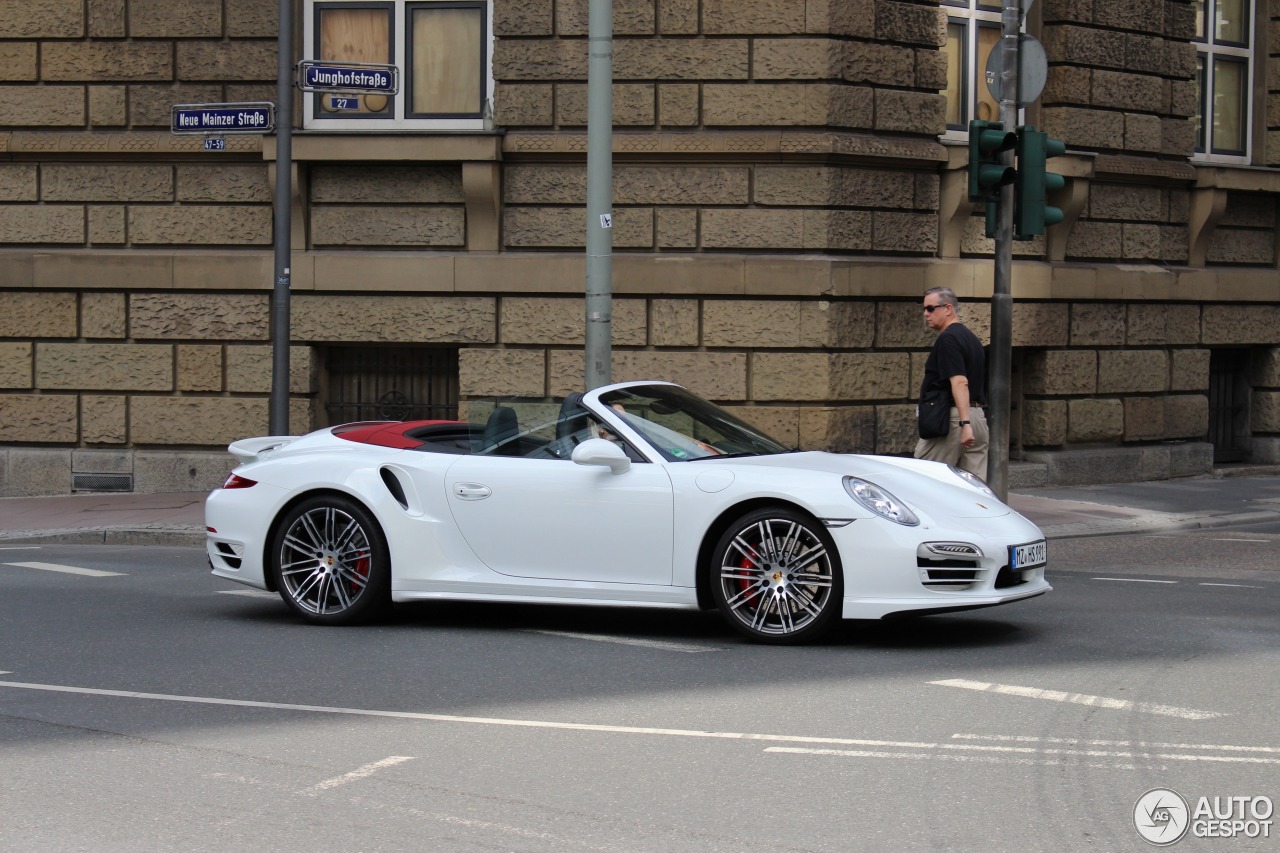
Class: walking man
914,287,989,479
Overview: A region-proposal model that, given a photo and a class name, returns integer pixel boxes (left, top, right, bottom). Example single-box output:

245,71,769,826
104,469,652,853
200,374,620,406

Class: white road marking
1213,538,1270,543
765,746,1147,770
1199,582,1265,589
1092,577,1176,584
768,736,1280,768
2,561,125,578
0,679,938,746
953,733,1280,754
526,629,726,653
771,733,1280,769
0,546,40,551
929,678,1225,720
0,678,1265,775
303,756,414,795
217,589,279,599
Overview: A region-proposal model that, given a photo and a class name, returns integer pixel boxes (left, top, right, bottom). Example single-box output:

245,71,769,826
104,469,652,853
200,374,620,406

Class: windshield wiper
689,450,772,460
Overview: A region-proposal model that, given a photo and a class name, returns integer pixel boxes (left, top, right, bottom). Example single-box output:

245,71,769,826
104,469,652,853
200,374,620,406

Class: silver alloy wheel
716,515,836,638
277,505,374,615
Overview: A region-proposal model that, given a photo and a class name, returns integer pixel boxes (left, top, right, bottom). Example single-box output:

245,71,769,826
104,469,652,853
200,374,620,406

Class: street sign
296,60,399,95
171,102,275,135
202,137,227,151
985,34,1048,107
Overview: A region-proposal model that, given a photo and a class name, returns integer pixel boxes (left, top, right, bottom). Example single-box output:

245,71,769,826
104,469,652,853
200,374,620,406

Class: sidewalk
2,473,1279,548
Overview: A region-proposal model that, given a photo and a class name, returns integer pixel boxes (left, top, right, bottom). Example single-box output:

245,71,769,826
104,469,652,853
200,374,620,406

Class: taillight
222,473,258,489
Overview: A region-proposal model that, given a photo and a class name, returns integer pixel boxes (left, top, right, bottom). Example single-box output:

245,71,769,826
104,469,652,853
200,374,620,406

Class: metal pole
987,0,1020,499
584,0,613,390
270,0,294,434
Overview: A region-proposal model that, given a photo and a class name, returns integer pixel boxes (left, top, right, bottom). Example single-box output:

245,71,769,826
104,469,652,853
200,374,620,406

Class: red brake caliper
739,546,759,612
352,554,369,594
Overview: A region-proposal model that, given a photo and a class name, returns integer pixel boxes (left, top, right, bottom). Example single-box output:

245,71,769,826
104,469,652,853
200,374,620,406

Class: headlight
843,477,919,526
949,466,999,500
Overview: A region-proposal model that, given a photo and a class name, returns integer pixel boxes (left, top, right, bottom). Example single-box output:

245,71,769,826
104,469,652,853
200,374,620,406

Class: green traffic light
1013,125,1066,239
968,120,1016,203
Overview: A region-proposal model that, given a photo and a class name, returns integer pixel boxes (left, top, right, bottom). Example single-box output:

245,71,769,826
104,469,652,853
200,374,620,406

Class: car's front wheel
710,507,843,644
269,494,391,625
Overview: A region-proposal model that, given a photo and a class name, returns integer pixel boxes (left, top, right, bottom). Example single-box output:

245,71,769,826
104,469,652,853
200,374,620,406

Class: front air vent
919,566,982,591
916,541,984,590
994,565,1029,589
72,472,134,492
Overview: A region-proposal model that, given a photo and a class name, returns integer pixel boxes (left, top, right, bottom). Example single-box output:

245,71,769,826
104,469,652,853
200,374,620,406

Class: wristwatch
958,420,971,426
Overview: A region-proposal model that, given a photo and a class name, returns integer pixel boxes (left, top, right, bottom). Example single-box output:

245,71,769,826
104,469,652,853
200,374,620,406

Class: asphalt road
1,530,1276,852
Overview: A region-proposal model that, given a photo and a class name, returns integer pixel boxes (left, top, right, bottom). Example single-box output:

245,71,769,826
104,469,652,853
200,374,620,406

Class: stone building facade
2,0,1279,495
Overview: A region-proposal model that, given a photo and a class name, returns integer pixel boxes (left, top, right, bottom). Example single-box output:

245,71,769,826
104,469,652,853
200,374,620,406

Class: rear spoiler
228,436,298,464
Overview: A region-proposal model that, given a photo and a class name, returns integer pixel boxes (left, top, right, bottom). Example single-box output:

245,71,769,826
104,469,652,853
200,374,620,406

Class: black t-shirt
920,323,986,406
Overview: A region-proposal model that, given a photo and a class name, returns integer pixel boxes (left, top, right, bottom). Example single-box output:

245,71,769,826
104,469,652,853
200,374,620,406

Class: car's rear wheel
269,494,391,625
710,507,843,644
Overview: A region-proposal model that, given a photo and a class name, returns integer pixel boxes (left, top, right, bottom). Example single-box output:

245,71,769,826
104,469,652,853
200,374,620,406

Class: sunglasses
922,304,949,313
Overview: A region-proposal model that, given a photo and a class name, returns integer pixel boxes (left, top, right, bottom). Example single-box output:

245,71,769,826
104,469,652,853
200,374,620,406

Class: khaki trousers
913,406,989,481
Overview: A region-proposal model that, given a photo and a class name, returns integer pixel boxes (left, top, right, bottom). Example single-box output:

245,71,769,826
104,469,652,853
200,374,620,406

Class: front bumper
831,515,1052,620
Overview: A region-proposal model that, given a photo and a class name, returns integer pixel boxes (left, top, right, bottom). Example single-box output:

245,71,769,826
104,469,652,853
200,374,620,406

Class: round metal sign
985,34,1048,107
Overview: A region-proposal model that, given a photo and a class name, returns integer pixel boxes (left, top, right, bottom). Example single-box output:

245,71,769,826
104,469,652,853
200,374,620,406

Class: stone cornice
0,131,262,158
2,129,951,168
503,131,947,165
1194,164,1280,193
1092,154,1197,184
268,132,503,162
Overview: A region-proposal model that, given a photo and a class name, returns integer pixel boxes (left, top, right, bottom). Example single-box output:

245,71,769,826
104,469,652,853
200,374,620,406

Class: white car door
444,455,675,585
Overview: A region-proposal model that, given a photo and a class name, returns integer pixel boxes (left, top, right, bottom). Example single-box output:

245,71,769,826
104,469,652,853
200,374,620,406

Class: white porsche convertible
206,381,1050,643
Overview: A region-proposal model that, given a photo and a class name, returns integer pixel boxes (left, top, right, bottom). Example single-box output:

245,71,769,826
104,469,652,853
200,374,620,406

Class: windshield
598,385,791,462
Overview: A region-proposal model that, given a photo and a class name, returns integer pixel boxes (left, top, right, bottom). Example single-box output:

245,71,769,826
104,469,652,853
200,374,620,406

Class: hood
718,452,1009,519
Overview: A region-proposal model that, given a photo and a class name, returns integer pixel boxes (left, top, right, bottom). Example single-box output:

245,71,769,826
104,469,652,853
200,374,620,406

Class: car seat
481,406,518,452
555,392,590,440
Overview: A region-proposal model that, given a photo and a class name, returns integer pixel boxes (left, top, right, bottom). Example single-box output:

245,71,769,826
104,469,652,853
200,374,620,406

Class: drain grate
72,472,134,492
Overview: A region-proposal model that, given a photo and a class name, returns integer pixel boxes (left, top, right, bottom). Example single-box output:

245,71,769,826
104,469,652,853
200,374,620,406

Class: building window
304,0,493,131
943,1,1003,133
324,345,459,425
1193,0,1254,160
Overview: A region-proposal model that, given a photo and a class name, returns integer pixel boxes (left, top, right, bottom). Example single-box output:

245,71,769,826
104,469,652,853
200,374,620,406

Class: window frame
1193,0,1255,163
942,1,1009,139
303,0,495,132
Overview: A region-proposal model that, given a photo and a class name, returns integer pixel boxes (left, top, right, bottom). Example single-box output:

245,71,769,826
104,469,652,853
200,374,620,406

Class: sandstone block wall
485,1,1275,267
0,2,275,251
4,279,1280,494
1,162,272,248
493,0,950,257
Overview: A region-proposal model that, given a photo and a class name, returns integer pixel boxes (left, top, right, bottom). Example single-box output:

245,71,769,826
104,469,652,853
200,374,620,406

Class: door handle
453,482,492,500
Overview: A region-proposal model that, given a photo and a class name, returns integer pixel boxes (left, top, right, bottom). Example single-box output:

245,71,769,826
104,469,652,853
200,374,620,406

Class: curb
1041,509,1280,541
0,527,206,547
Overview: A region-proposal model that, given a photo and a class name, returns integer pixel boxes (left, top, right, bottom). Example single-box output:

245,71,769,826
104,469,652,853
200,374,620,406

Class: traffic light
1014,125,1066,239
967,119,1016,204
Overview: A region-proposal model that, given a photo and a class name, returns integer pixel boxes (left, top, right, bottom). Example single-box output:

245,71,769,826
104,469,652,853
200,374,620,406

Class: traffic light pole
986,0,1020,501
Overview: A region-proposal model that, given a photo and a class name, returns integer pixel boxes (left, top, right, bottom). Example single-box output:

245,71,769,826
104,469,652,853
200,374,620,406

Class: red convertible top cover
332,420,456,449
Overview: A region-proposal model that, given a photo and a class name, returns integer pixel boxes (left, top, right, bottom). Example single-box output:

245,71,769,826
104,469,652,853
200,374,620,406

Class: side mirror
571,438,631,473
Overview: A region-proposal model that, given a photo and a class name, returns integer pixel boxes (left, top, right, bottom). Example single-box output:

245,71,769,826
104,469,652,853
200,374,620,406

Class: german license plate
1010,540,1047,570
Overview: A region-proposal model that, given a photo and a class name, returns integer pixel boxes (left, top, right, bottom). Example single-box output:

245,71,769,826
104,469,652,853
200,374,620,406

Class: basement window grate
72,473,134,493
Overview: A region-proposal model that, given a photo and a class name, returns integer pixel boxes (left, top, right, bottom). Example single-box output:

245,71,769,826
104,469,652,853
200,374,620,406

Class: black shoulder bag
917,381,951,440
